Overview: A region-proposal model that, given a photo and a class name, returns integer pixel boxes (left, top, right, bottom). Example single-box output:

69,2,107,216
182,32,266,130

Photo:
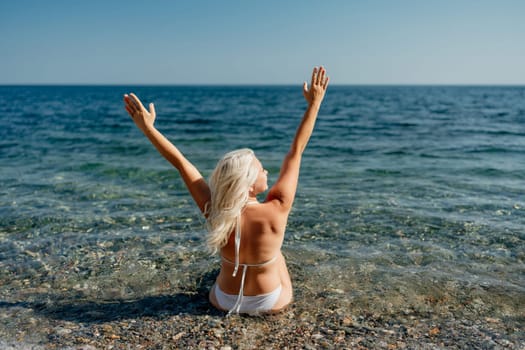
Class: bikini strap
221,254,278,268
228,263,247,315
228,213,244,315
232,214,241,277
232,200,257,277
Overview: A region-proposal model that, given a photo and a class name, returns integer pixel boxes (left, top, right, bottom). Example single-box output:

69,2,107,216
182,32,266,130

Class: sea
0,85,524,342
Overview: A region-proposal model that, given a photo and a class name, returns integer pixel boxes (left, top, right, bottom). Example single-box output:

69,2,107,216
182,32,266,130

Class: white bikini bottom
213,283,282,315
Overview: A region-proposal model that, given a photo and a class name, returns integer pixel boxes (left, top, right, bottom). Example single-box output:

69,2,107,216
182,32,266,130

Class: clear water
0,85,524,328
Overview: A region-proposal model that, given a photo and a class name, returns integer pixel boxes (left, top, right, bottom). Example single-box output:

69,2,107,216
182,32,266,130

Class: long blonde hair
206,149,259,254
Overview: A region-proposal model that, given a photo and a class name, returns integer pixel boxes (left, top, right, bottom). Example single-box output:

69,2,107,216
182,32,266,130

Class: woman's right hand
302,66,329,106
124,93,156,132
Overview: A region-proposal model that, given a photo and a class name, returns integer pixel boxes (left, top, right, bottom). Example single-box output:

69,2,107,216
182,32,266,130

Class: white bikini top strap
221,254,277,268
228,264,247,315
232,200,257,277
232,214,241,277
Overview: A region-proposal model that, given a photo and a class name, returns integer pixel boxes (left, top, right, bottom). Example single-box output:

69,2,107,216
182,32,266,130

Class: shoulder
265,190,294,213
254,198,291,215
244,200,290,233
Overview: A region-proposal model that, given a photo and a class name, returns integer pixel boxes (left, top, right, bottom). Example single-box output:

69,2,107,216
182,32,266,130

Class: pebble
342,316,353,326
485,317,500,323
172,332,185,341
330,288,344,294
212,328,224,338
428,327,440,336
311,333,324,340
54,327,72,336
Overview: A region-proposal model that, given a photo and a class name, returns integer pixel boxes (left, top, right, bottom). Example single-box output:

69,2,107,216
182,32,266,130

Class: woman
124,66,329,314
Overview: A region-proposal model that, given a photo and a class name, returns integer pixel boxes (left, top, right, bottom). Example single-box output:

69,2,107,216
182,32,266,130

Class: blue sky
1,0,524,84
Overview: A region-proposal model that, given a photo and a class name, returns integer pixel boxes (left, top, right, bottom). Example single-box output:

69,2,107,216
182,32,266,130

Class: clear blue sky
1,0,524,84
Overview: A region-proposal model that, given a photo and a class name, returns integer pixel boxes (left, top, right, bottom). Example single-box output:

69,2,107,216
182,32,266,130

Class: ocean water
0,85,524,338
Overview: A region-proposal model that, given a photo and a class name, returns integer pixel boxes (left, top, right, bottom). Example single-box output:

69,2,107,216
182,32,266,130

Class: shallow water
0,85,524,344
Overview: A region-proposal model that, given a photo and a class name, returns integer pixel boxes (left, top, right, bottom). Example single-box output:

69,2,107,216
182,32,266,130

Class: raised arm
267,66,329,210
124,93,210,214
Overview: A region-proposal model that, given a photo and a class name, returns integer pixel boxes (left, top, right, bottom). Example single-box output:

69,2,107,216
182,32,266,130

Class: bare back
216,199,290,296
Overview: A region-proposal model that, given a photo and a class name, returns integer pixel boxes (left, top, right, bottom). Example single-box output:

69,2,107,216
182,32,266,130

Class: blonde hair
206,149,259,254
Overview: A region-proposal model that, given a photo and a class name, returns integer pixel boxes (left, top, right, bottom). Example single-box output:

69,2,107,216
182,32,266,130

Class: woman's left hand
124,93,156,132
303,66,329,106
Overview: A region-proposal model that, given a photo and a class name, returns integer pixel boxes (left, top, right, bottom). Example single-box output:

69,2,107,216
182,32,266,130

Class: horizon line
1,83,524,87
